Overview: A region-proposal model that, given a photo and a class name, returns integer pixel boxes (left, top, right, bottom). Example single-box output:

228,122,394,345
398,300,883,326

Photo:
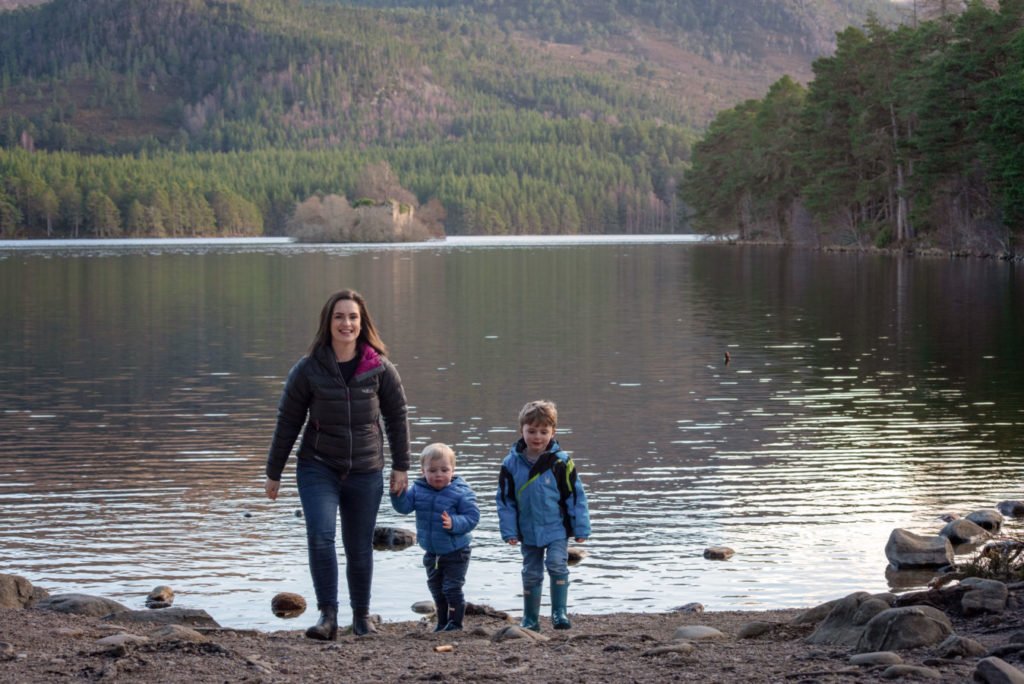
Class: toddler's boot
521,584,543,631
441,602,465,631
352,607,378,636
432,596,449,632
550,573,571,630
304,604,338,641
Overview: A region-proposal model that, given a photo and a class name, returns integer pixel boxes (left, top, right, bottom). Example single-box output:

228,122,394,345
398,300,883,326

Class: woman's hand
264,478,280,501
389,469,408,495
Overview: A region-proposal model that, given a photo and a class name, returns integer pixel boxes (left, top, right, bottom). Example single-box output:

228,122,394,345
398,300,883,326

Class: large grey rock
939,518,990,545
966,509,1004,534
806,592,890,648
794,592,895,627
95,633,150,648
271,592,306,618
147,624,208,643
849,651,902,666
885,529,954,569
961,577,1008,615
643,642,697,657
974,657,1024,684
936,634,987,658
104,608,221,629
673,602,704,614
855,606,952,653
0,573,47,609
372,526,416,550
567,547,588,565
36,593,129,617
792,598,839,626
491,625,549,642
996,500,1024,518
737,621,772,639
411,600,435,615
673,625,725,641
880,664,941,679
145,585,174,609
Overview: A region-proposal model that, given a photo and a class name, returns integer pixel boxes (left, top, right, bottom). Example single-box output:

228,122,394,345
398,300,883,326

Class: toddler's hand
441,510,452,529
506,538,519,546
574,537,586,543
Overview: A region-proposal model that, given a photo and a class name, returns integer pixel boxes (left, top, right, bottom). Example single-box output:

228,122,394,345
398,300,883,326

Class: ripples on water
0,239,1021,629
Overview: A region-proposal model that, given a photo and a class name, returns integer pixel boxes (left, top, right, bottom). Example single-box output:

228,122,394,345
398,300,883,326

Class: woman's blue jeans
297,458,383,611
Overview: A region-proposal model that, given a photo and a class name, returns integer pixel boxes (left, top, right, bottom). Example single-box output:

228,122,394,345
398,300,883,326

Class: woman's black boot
305,604,338,641
352,607,377,636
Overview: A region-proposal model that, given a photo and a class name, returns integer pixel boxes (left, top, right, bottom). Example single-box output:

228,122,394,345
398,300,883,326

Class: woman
264,289,410,640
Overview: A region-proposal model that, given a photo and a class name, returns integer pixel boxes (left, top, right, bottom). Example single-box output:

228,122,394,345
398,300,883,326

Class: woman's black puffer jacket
265,343,410,480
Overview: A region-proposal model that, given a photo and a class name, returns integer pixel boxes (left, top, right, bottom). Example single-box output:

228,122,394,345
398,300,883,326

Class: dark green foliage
0,0,704,236
682,2,1024,254
682,76,808,241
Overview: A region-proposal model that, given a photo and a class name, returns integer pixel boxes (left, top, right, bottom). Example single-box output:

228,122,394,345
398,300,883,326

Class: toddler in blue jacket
391,442,480,631
496,400,590,631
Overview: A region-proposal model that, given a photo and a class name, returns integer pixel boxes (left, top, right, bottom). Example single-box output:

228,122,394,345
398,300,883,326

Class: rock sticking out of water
271,592,307,618
146,585,174,609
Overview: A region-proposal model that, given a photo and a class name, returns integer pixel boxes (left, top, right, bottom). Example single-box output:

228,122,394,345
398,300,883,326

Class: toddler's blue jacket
391,475,479,555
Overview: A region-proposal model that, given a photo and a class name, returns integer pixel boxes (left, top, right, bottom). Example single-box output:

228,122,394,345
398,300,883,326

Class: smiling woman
263,288,412,641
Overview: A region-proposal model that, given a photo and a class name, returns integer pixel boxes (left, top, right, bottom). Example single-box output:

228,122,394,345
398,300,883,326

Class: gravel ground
2,601,1021,683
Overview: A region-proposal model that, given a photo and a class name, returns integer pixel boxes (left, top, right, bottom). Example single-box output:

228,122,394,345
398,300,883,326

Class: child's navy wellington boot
442,602,465,631
432,596,449,632
550,573,571,630
521,584,543,631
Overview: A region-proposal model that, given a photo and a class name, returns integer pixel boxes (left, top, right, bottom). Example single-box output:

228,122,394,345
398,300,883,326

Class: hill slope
0,0,906,151
0,0,908,238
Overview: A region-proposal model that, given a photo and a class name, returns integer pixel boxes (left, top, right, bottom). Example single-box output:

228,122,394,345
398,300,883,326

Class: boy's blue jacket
496,438,591,546
391,475,479,555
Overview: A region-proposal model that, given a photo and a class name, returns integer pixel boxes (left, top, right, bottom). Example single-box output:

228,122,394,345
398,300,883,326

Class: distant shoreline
0,237,296,249
0,234,717,250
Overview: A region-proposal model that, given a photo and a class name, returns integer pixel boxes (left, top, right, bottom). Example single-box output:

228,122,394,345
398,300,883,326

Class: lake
1,236,1021,630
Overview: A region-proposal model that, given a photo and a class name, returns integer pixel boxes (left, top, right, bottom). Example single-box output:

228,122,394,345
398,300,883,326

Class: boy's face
521,422,555,456
423,456,454,490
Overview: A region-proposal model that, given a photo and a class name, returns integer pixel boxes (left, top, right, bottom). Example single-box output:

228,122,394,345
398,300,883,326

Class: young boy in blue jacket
391,443,479,631
496,400,591,630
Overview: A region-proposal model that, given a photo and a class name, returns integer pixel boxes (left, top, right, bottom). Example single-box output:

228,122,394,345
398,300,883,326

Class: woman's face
331,299,361,348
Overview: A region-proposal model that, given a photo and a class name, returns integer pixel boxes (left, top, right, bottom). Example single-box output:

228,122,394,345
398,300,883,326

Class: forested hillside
0,0,905,239
681,2,1024,256
345,0,900,60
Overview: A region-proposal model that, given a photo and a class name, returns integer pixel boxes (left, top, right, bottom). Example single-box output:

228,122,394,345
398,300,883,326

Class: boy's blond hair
518,400,558,428
420,442,456,469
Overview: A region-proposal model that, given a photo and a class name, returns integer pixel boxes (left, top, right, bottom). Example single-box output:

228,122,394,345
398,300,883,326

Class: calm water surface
1,237,1022,630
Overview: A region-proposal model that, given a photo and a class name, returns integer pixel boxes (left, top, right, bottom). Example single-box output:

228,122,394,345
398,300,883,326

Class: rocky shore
4,503,1024,682
2,571,1024,683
